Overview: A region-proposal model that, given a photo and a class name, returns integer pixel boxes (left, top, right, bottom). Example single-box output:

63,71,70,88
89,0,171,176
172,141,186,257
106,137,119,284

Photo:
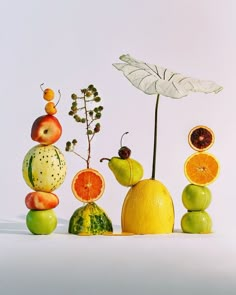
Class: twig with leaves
65,85,103,168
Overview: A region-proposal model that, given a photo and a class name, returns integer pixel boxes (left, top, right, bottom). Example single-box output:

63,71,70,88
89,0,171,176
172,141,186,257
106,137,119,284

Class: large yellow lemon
121,179,175,234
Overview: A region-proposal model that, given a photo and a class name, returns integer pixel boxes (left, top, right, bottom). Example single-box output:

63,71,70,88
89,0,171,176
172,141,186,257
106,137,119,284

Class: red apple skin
25,191,59,210
31,115,62,145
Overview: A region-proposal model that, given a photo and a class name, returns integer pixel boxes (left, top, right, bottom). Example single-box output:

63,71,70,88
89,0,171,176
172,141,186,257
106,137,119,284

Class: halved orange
184,152,220,186
188,125,215,152
71,168,105,202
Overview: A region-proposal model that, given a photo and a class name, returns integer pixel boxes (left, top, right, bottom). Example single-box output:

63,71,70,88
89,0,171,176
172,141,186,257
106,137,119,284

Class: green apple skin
26,209,57,235
182,184,212,211
108,157,143,187
181,211,212,234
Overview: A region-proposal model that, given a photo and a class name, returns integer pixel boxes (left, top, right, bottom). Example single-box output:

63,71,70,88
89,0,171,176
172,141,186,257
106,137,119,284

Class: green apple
181,211,212,234
182,184,212,211
26,209,57,235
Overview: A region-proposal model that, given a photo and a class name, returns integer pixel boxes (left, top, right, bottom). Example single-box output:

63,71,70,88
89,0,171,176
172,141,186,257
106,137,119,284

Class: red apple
25,191,59,210
31,115,62,145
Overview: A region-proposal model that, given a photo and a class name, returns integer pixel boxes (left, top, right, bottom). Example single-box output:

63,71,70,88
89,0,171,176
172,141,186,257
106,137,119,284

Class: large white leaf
113,54,223,99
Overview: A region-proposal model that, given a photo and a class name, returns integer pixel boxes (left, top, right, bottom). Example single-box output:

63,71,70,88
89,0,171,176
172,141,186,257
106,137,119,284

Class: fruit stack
22,86,67,235
181,125,220,234
64,85,113,235
68,168,113,235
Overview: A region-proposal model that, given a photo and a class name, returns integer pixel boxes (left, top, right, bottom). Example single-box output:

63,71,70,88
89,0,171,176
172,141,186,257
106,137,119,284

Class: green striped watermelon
69,202,113,235
22,144,67,192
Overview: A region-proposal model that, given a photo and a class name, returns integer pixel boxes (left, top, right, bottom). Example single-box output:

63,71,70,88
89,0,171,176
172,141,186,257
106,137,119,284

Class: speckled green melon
69,202,113,235
22,144,67,192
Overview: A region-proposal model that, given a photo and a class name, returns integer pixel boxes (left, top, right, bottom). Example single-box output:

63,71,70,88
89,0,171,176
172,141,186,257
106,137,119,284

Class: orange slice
188,125,215,152
184,152,220,186
71,168,105,202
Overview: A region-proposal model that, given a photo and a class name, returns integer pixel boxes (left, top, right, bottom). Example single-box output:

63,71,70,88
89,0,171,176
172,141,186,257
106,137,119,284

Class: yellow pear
100,132,144,186
108,157,143,186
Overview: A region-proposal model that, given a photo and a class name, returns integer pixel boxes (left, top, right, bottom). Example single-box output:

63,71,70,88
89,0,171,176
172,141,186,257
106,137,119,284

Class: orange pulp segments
184,152,220,186
71,168,105,202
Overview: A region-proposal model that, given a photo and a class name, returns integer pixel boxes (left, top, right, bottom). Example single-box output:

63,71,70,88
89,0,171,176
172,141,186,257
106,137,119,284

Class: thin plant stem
71,150,87,162
151,94,160,180
83,94,91,169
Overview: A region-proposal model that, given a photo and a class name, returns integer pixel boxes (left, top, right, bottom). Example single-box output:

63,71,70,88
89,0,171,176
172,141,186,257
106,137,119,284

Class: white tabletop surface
1,217,236,295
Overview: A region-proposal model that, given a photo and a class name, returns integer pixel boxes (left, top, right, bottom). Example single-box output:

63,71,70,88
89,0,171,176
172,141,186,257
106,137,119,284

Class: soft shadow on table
0,215,183,235
0,215,68,235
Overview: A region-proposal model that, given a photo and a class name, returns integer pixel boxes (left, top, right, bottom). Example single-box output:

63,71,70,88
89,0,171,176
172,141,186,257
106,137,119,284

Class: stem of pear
151,94,160,180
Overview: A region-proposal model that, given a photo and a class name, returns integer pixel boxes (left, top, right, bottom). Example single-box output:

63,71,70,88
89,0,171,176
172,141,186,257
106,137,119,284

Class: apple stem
151,94,160,180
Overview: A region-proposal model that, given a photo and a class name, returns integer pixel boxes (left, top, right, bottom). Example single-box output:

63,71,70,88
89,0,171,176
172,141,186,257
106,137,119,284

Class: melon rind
68,202,113,235
22,144,67,192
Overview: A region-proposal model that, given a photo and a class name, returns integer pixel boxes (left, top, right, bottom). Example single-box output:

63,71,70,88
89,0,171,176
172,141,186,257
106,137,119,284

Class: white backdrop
1,1,236,295
0,0,235,231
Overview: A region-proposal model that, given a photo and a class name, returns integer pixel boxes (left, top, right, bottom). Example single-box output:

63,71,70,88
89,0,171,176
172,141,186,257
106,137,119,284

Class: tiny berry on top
43,88,55,101
118,132,131,159
45,101,57,115
40,84,55,101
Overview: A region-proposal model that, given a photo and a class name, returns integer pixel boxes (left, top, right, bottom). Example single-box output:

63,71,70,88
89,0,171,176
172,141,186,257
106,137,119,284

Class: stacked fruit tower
65,85,113,236
22,86,67,235
181,125,220,234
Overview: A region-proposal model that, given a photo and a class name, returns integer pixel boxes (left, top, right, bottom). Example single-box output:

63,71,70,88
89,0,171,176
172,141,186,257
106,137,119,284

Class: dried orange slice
188,125,215,152
184,152,220,186
71,168,105,202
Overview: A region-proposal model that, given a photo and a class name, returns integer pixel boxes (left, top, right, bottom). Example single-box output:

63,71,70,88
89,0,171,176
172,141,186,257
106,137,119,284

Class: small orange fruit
43,88,55,101
71,168,105,202
184,152,220,186
188,125,215,152
45,101,57,115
